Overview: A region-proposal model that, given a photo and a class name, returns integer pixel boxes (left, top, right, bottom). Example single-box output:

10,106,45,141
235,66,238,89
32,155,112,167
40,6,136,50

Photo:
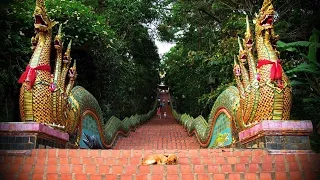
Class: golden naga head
54,24,63,50
33,0,56,32
63,40,72,64
244,16,253,49
68,60,77,81
255,0,275,30
233,56,241,77
237,36,247,63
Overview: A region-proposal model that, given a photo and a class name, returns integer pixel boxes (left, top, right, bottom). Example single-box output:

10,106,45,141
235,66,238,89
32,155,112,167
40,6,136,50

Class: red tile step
1,148,319,180
113,92,200,150
1,92,319,179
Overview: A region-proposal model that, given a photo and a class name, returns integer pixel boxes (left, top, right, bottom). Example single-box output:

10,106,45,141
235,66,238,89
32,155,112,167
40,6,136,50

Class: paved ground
113,92,200,150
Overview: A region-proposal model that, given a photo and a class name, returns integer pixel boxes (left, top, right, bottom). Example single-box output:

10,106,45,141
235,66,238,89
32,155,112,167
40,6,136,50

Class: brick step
1,149,320,180
0,148,278,158
112,92,202,150
5,172,312,180
1,168,319,179
2,148,319,159
114,139,200,150
3,161,319,173
3,156,315,166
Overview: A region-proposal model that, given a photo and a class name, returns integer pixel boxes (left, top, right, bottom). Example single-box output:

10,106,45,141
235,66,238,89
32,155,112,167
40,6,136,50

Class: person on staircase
162,99,166,108
157,107,161,119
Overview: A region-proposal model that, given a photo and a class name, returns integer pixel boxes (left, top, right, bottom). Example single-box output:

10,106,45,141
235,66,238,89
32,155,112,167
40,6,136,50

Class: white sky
155,40,175,57
144,22,175,58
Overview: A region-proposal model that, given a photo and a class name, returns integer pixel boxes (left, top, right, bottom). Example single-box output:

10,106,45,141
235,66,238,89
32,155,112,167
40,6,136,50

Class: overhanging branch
198,8,221,23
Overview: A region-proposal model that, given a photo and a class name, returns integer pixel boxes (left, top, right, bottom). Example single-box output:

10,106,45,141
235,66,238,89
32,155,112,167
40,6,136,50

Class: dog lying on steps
142,154,178,165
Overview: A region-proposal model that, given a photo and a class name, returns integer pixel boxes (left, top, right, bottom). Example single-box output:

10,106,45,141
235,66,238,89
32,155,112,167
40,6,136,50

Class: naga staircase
1,93,319,180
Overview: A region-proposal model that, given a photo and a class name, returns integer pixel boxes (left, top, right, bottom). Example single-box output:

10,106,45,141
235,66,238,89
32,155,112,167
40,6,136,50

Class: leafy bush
277,29,320,152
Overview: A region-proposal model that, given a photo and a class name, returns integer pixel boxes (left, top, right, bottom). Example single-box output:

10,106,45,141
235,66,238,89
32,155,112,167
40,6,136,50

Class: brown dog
142,154,178,165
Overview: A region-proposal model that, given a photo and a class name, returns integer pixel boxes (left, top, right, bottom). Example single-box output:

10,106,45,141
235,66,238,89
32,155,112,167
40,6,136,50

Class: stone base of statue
0,122,69,151
238,120,314,152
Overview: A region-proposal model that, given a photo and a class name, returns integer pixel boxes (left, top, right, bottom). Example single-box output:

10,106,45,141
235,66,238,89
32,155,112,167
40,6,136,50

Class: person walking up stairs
113,92,200,150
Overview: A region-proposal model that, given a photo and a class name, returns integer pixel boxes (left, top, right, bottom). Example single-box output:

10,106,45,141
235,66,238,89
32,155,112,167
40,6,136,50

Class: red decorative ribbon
257,59,284,88
18,65,51,88
257,59,283,81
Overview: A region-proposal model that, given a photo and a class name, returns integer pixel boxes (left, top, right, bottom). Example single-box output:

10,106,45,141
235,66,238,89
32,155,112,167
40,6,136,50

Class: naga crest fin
63,40,72,64
237,36,243,52
261,0,273,11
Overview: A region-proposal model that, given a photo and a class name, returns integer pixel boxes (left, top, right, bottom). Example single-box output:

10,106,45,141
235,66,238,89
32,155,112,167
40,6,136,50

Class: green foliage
85,0,161,118
159,0,242,118
278,29,320,102
277,29,320,152
0,1,34,121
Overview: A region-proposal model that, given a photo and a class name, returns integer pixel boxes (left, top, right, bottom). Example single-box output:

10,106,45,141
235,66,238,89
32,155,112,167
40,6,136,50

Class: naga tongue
261,15,273,26
35,15,46,26
35,16,42,24
36,18,41,24
266,17,273,25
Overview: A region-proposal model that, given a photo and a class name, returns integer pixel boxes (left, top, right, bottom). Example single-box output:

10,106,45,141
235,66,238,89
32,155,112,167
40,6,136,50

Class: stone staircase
1,148,319,179
113,93,200,150
1,92,320,179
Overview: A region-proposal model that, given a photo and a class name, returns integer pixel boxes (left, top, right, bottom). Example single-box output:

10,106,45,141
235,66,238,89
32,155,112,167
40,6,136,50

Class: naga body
177,0,292,147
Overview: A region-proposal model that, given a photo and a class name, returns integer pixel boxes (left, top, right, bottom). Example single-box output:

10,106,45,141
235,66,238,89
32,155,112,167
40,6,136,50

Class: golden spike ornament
51,24,63,124
60,40,72,92
53,24,63,87
66,60,77,96
244,15,257,81
233,55,244,97
237,36,250,88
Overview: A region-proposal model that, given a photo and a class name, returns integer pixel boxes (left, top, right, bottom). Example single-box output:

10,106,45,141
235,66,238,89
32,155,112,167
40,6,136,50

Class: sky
155,40,175,57
145,22,175,58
